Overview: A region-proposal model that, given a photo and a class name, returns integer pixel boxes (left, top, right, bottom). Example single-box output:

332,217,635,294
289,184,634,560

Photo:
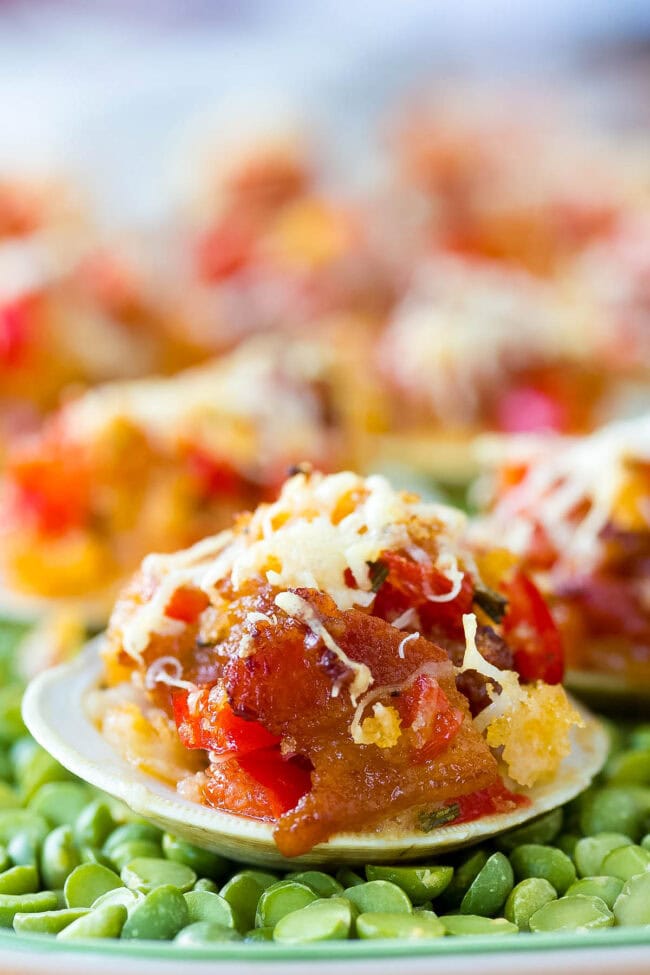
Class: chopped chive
367,560,389,593
418,803,460,832
473,586,508,623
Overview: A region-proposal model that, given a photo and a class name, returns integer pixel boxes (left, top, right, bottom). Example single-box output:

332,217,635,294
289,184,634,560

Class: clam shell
372,432,479,484
0,580,113,628
566,668,650,710
23,637,609,868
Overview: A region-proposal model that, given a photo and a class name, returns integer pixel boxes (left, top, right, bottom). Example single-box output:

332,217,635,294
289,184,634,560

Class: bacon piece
221,587,498,856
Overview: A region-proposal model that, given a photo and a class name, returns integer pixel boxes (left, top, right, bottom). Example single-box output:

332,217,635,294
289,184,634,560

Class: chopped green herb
473,586,508,623
366,560,389,593
418,804,460,832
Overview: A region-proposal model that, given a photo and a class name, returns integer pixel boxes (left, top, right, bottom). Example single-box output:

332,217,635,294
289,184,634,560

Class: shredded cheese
245,612,275,626
475,414,650,572
121,571,186,664
349,660,453,744
144,657,196,693
236,634,255,659
379,254,582,423
398,631,419,659
459,612,524,734
391,608,418,630
118,470,472,659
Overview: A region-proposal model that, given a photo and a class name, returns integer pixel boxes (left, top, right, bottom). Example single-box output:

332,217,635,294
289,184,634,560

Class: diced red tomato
397,674,464,759
496,386,566,434
195,217,254,283
203,752,310,821
172,686,309,820
0,295,33,368
7,443,90,535
501,571,564,684
237,749,312,816
454,779,530,824
165,586,210,624
184,447,244,500
343,567,357,589
172,689,280,756
372,551,473,639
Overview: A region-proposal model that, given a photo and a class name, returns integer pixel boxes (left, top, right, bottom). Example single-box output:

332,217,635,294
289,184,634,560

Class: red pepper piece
212,704,281,756
0,295,33,368
7,443,90,535
454,779,530,824
502,571,564,684
203,752,310,821
397,673,464,759
195,217,254,282
184,447,245,500
165,586,210,624
171,686,308,819
373,551,473,639
172,689,280,756
237,748,312,816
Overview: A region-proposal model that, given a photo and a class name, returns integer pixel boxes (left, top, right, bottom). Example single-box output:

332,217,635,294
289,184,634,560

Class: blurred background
2,1,650,225
2,0,650,639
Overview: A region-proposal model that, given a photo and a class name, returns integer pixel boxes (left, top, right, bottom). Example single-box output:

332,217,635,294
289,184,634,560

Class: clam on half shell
23,637,609,869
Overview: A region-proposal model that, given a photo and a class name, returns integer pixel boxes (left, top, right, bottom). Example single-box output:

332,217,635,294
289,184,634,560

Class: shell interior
23,637,610,868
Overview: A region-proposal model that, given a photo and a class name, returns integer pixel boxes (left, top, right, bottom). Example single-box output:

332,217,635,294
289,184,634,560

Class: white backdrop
0,0,648,226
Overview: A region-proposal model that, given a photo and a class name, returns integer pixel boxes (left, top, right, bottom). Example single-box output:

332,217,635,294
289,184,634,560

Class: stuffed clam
473,414,650,694
0,336,362,621
24,469,607,866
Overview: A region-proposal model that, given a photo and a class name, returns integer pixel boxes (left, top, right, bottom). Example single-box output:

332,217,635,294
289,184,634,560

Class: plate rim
0,924,649,962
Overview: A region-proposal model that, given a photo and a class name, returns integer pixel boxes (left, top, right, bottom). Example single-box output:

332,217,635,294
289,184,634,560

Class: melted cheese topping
378,254,585,424
460,614,583,786
118,470,470,671
353,704,402,748
475,414,650,571
57,337,330,473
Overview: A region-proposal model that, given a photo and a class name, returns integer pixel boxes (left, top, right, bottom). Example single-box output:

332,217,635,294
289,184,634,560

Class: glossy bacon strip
221,587,498,856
